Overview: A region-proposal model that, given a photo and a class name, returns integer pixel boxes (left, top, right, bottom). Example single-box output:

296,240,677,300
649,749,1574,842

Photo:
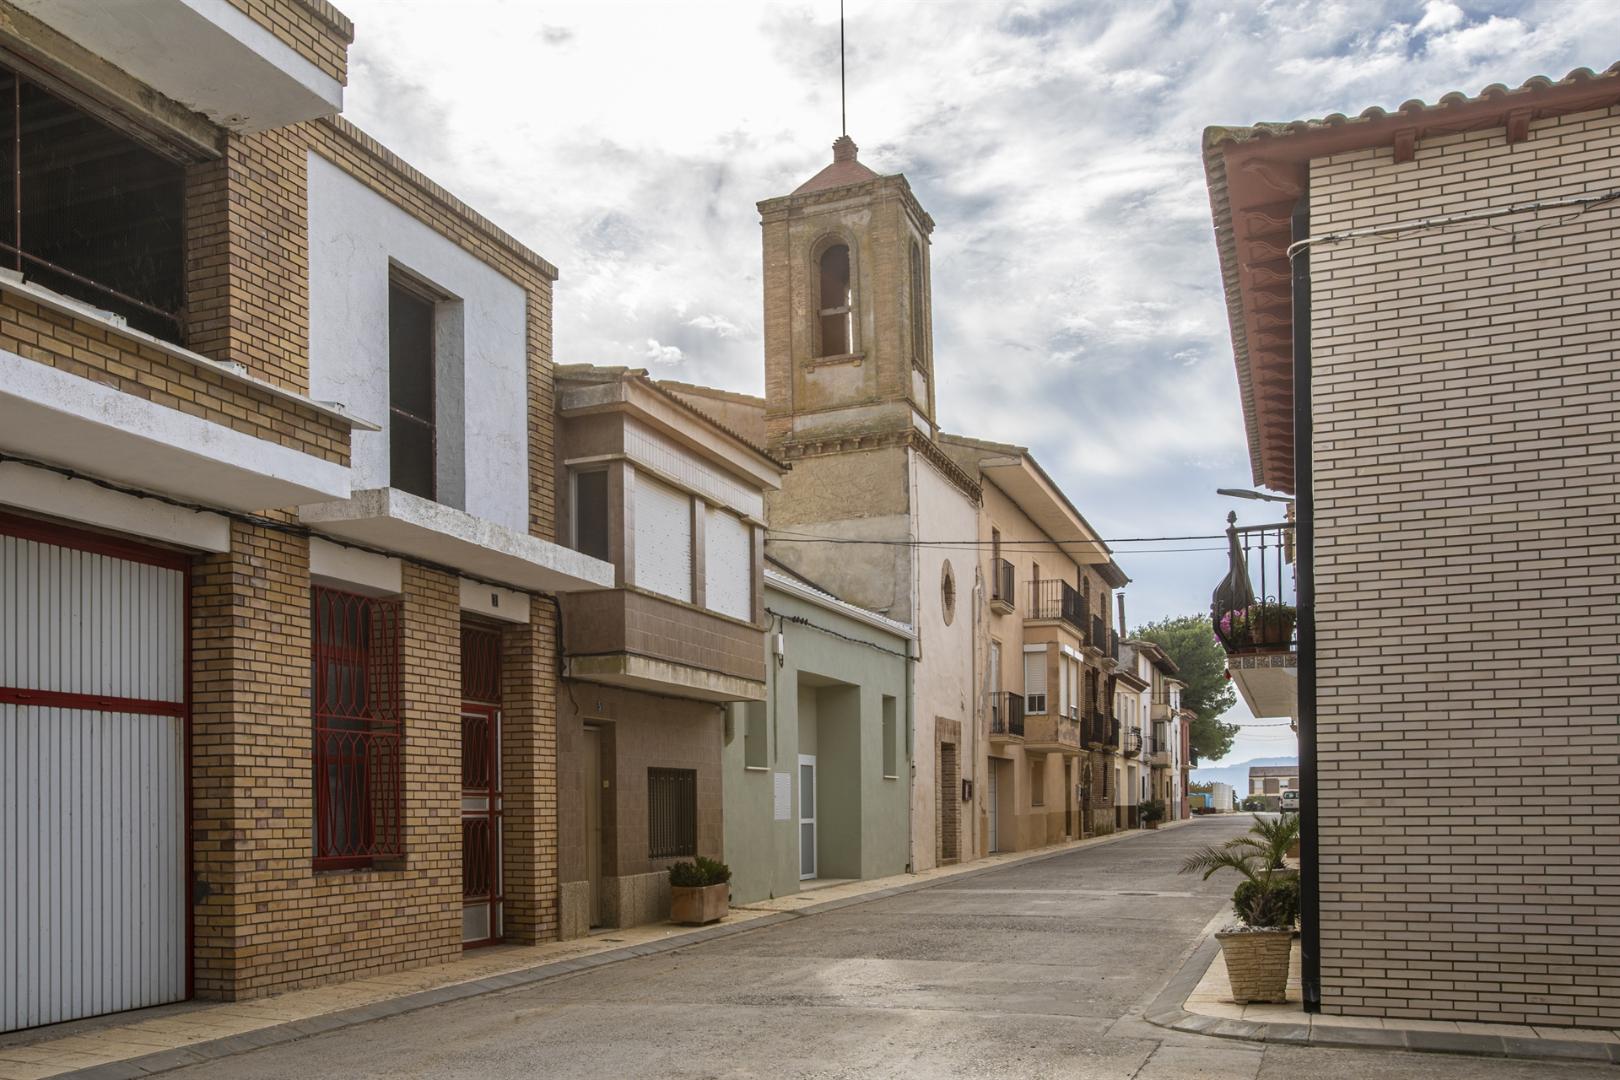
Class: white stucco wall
908,448,980,872
306,151,530,532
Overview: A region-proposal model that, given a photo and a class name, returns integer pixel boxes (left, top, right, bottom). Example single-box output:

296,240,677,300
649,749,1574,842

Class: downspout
1291,193,1321,1014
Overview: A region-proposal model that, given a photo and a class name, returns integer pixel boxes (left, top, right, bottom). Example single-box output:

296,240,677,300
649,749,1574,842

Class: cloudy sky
336,0,1616,762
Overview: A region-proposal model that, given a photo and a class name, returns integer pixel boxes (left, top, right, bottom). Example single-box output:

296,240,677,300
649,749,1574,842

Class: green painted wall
723,580,912,904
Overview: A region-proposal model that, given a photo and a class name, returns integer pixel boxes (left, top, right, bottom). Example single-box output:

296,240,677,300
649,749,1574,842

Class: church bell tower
758,135,937,451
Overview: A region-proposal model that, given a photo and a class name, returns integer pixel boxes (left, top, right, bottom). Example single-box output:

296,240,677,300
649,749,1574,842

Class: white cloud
643,339,683,365
336,0,1619,641
1415,0,1464,34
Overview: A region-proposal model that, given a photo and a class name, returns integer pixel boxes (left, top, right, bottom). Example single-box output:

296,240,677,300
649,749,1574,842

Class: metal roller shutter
0,517,187,1032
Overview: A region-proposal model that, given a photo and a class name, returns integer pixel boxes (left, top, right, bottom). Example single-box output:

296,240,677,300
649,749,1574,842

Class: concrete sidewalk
1145,910,1620,1067
0,821,1192,1080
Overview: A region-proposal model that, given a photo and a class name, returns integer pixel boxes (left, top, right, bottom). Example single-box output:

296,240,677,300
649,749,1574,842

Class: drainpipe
1291,193,1321,1014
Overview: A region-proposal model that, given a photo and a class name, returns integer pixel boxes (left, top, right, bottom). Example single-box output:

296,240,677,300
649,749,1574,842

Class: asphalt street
166,817,1611,1079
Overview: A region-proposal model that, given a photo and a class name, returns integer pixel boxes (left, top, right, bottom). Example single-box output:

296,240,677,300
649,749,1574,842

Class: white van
1280,789,1300,813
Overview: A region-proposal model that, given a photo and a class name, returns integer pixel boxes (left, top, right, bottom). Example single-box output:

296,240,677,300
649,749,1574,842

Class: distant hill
1192,756,1298,790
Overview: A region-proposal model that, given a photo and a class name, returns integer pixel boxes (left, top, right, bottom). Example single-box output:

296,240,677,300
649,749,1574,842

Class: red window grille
312,586,404,869
461,624,501,705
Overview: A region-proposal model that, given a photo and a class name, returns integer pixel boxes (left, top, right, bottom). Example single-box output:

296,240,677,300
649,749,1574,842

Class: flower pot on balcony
1216,928,1293,1004
670,883,729,925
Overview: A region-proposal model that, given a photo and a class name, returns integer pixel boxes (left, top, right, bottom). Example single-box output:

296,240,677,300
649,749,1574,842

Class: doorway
583,726,604,926
988,763,1000,854
1063,759,1074,839
460,624,502,948
799,754,817,879
939,741,960,864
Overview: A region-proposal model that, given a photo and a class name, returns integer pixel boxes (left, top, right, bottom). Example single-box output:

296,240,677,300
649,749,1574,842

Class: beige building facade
1204,66,1620,1027
941,437,1128,853
552,368,782,934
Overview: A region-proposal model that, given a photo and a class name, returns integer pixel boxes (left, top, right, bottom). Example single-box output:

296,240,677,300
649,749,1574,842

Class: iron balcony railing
1090,615,1106,653
1122,728,1143,757
1211,512,1297,654
991,558,1016,607
990,691,1025,738
1028,579,1087,638
1106,629,1120,661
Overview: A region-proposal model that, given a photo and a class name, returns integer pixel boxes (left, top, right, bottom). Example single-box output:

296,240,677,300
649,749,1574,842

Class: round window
940,560,957,625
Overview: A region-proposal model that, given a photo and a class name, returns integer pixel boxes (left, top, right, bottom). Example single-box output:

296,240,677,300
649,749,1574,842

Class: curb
57,820,1195,1078
1143,930,1620,1067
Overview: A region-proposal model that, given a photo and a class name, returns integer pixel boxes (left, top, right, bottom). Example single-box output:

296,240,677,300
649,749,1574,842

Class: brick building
1203,64,1620,1026
551,367,781,934
0,0,631,1032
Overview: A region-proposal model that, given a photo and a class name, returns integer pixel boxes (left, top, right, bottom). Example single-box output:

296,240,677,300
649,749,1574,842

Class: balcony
560,588,767,703
19,0,349,133
1027,579,1087,639
1121,728,1142,758
990,691,1025,741
1210,512,1299,721
990,558,1016,615
1089,614,1107,657
1024,713,1081,754
1150,748,1171,768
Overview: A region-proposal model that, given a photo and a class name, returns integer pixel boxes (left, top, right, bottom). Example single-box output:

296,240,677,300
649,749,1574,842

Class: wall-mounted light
1216,487,1294,504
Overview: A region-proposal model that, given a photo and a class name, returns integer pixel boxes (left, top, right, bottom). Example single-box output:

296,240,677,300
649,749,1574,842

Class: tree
1134,613,1239,763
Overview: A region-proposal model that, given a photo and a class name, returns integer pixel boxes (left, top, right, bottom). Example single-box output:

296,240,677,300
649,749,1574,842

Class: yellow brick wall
223,0,352,85
1309,105,1620,1026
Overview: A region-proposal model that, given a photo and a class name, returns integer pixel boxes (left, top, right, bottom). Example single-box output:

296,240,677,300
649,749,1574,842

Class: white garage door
1,519,187,1032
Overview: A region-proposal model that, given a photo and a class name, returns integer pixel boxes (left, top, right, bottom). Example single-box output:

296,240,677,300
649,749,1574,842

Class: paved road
169,818,1607,1079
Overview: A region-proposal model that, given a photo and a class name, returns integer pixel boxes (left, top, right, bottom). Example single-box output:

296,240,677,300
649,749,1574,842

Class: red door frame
0,511,194,1001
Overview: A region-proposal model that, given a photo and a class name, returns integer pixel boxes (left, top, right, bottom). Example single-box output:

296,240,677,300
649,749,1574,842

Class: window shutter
1024,648,1047,714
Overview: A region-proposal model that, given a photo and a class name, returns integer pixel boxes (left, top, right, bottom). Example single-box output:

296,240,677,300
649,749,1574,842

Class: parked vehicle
1280,789,1300,813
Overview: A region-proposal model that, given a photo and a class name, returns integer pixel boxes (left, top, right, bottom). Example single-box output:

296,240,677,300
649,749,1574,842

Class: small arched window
910,240,926,368
818,243,853,357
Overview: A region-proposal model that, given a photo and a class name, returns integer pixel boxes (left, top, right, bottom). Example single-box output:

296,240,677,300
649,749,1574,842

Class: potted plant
1180,814,1302,1004
1141,798,1167,830
668,855,732,925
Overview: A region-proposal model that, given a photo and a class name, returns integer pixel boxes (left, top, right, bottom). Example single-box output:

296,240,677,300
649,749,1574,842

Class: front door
1063,759,1073,838
799,754,817,880
583,726,603,925
460,703,501,946
988,763,1000,853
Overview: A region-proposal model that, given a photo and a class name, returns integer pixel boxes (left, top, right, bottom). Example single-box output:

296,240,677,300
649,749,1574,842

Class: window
389,279,437,499
1023,647,1047,714
882,695,898,779
648,768,697,858
743,702,768,769
1031,760,1045,806
704,506,752,621
817,243,852,356
0,61,186,342
632,475,693,602
909,240,926,368
940,560,956,625
312,586,404,869
572,468,610,561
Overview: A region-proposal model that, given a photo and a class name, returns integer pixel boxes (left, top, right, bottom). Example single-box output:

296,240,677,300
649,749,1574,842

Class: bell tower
758,135,936,450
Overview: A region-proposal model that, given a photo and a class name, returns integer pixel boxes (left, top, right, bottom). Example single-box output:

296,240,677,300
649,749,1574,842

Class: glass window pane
391,413,435,499
389,281,435,419
800,764,814,818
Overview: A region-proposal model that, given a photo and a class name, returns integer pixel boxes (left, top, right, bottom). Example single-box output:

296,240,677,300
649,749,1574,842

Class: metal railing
1091,615,1107,653
991,559,1016,607
1028,579,1087,638
1122,728,1143,757
1211,512,1297,654
990,691,1025,738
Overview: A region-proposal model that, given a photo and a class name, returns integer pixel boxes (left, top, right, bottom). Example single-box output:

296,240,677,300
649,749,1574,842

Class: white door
988,764,1000,853
1,523,187,1032
798,755,816,880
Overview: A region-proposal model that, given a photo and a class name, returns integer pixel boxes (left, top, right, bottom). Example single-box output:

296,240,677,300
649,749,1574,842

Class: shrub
668,855,731,888
1140,798,1167,824
1234,874,1299,928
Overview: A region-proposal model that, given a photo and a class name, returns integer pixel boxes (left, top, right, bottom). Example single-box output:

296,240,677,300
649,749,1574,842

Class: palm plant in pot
1140,798,1167,830
668,856,731,926
1180,814,1301,1004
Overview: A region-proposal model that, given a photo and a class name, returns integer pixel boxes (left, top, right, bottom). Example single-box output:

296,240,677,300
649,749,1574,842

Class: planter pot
1216,928,1293,1004
670,882,729,926
1146,821,1160,830
1286,839,1301,860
